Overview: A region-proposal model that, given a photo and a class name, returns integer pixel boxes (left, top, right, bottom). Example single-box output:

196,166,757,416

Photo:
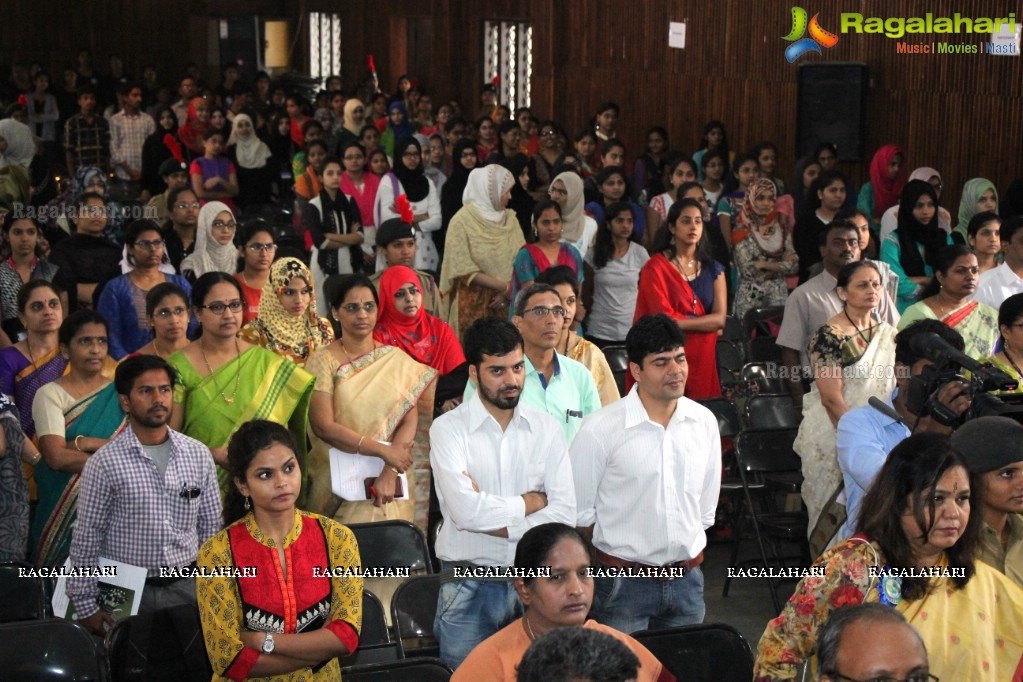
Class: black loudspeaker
218,17,262,84
796,62,867,163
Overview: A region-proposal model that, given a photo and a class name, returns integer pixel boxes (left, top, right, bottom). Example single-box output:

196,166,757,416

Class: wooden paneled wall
5,0,1021,212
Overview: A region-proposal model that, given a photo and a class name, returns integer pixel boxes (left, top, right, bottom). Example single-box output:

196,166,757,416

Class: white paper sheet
329,443,409,501
51,557,148,622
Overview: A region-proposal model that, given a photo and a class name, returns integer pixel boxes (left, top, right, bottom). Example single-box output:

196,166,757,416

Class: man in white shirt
975,215,1023,311
571,313,721,633
109,82,155,201
431,317,576,668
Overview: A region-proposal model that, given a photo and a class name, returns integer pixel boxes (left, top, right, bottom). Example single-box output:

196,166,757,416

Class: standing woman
499,154,536,245
782,156,821,226
196,420,362,682
234,221,276,324
475,116,498,164
440,165,524,339
584,202,650,348
881,180,953,313
699,149,728,211
793,260,897,534
307,275,437,526
754,141,785,195
794,170,848,282
380,101,413,159
239,257,334,368
31,310,125,566
133,283,191,359
511,200,583,305
732,179,799,321
549,171,597,257
176,98,211,160
527,120,562,197
226,113,273,211
305,157,365,314
967,211,1002,275
715,153,760,252
339,142,381,253
634,199,726,399
97,219,193,359
692,120,733,181
954,178,999,244
439,139,478,264
0,215,68,344
632,126,668,204
334,98,365,155
376,137,441,273
857,144,905,233
572,128,598,177
141,106,180,198
180,201,239,283
168,273,314,491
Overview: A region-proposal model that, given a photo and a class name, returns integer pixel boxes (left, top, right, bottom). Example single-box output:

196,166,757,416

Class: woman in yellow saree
307,274,437,529
168,272,314,495
31,310,126,566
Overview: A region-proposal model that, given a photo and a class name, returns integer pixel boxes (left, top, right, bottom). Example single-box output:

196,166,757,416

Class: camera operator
834,319,971,540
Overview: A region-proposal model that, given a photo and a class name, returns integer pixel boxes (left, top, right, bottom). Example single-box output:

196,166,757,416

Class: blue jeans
434,570,522,669
591,565,705,634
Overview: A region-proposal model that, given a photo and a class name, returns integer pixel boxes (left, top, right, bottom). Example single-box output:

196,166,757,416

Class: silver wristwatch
261,632,275,654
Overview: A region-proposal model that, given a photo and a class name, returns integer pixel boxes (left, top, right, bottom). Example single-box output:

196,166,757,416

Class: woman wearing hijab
180,201,239,282
45,165,126,246
857,144,906,232
439,138,478,264
733,178,799,320
140,106,180,198
878,167,954,245
239,257,334,368
954,177,999,244
881,180,953,313
380,101,413,159
376,136,441,272
176,97,211,159
440,165,524,339
0,119,36,170
226,113,273,210
548,171,597,257
333,98,365,156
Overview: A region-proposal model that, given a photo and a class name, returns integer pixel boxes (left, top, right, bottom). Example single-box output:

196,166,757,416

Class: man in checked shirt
68,354,221,636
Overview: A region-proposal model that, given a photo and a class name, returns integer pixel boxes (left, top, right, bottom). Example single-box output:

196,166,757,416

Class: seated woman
453,523,670,682
583,201,650,348
634,199,725,399
234,220,276,324
879,167,955,246
196,420,362,682
535,266,619,406
133,283,192,359
97,219,194,359
0,214,69,345
168,273,314,492
584,166,646,244
898,245,997,359
180,202,239,283
31,310,125,566
239,257,334,368
548,171,597,257
307,275,437,528
794,261,897,537
953,177,999,244
967,211,1002,275
755,433,1023,681
881,180,953,314
511,200,583,307
376,136,442,273
732,178,798,321
981,293,1023,397
0,393,39,562
373,264,467,415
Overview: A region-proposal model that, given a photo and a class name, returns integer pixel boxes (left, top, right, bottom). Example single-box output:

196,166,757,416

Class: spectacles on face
134,239,165,250
523,305,567,319
212,220,237,231
154,306,187,319
394,285,421,299
828,673,937,682
199,299,243,314
246,243,277,253
339,302,377,314
460,150,477,159
541,129,557,137
173,201,201,210
28,299,61,313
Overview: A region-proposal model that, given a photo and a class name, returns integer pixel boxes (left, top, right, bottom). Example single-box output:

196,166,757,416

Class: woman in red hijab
858,144,906,231
374,262,468,413
177,98,211,159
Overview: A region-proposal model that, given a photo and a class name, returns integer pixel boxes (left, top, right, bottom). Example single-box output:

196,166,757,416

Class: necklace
931,293,963,319
672,254,698,280
200,337,242,404
523,615,538,642
843,309,875,344
339,339,374,366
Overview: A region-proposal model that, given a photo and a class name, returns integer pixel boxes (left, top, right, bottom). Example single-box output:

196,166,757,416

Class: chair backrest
695,398,742,438
745,394,801,430
748,337,784,363
342,657,453,681
716,339,745,375
106,603,211,682
631,622,754,682
348,521,433,573
603,345,628,397
741,306,785,340
0,618,107,681
734,428,801,473
360,589,390,647
740,361,787,395
722,315,743,344
0,561,49,622
390,574,441,658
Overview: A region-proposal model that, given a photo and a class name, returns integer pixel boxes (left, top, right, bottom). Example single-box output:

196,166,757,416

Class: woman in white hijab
0,119,36,170
180,201,239,282
227,113,273,210
439,165,524,339
549,171,597,257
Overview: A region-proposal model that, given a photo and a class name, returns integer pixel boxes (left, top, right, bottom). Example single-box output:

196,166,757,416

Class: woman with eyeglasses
234,221,276,324
755,433,1023,681
168,272,314,493
97,219,194,359
180,201,239,283
239,257,334,368
31,310,124,566
307,274,437,526
132,283,191,359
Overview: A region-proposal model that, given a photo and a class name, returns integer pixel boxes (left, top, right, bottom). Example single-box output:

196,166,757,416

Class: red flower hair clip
395,194,415,225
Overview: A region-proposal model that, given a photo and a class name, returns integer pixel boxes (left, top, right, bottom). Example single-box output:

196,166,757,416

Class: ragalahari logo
783,7,839,62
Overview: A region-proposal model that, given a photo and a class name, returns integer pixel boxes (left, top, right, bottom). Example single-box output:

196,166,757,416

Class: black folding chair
716,339,745,387
0,618,107,681
725,428,810,612
0,561,49,622
106,603,210,682
342,657,453,681
740,361,788,395
341,589,399,667
696,398,755,537
390,574,442,659
631,623,755,682
745,394,802,430
348,521,433,626
603,344,629,397
722,315,744,345
741,306,785,341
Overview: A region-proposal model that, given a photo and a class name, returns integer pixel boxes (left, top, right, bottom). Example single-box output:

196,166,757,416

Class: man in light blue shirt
836,319,970,539
465,283,601,443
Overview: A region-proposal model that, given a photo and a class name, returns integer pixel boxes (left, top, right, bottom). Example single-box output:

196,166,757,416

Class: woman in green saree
31,310,126,566
168,272,314,495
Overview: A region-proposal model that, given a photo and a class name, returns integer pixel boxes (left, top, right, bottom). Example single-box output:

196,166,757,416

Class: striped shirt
109,109,155,180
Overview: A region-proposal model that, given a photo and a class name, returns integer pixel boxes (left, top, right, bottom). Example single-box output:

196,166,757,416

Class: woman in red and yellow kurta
196,420,363,682
634,198,726,399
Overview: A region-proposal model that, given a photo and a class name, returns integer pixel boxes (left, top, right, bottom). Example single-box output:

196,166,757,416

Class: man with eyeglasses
571,314,720,634
160,186,200,271
816,603,932,682
144,158,190,224
368,217,441,316
464,283,600,444
49,192,122,312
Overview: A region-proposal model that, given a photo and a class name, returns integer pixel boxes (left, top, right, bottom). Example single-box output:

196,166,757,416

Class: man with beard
571,314,720,633
67,355,221,636
430,317,576,668
777,219,901,408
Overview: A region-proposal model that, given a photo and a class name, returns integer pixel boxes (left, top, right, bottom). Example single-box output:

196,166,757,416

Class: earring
244,496,251,510
670,235,676,245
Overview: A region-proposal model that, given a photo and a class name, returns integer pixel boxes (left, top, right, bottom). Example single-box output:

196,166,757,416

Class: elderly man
817,604,930,682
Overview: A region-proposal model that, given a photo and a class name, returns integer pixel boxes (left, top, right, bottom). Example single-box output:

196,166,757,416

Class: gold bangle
389,466,399,474
356,436,365,454
74,435,85,452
